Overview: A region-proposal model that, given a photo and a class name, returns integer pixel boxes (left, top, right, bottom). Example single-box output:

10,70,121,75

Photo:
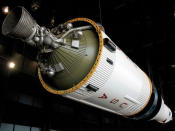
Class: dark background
0,0,175,130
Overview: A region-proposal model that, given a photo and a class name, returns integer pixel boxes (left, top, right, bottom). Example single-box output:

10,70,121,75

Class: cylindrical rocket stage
1,7,173,124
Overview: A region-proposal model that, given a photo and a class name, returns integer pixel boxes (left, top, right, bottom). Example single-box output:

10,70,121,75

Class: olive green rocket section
41,30,99,91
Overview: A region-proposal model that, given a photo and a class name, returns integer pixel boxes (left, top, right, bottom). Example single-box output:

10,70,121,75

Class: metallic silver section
77,31,83,37
72,31,83,39
2,6,37,40
34,36,40,42
66,23,73,30
60,25,92,39
39,62,56,77
39,62,64,76
1,7,90,52
1,6,61,50
39,27,45,45
47,68,55,77
54,63,64,72
71,40,80,49
25,39,35,46
43,36,52,46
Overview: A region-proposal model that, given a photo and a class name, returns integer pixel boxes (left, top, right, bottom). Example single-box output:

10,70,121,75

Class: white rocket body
1,6,172,124
63,32,172,123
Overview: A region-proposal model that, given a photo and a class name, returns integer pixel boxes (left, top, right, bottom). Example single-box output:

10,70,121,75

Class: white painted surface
152,100,172,123
63,31,152,116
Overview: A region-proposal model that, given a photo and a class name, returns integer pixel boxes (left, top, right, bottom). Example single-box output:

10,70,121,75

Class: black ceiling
0,0,175,130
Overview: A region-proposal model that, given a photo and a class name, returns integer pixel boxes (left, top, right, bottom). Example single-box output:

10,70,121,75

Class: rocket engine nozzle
2,6,37,40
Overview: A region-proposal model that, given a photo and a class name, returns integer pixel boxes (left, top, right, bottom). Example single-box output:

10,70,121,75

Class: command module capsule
2,6,173,123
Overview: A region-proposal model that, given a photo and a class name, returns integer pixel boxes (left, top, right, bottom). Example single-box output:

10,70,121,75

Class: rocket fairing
2,6,173,123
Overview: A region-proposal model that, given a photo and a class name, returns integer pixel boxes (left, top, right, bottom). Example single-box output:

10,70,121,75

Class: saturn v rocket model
2,7,173,123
